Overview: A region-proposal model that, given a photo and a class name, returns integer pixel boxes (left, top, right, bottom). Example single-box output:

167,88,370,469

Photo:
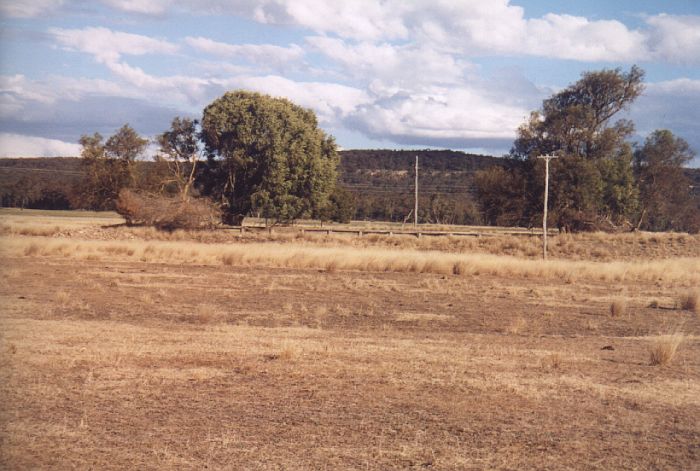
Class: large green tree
634,130,698,232
200,90,339,224
511,66,644,231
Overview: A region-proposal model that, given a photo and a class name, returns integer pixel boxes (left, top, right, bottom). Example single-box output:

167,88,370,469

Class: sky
0,0,699,165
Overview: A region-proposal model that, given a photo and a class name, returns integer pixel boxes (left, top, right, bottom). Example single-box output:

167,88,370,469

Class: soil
1,247,699,469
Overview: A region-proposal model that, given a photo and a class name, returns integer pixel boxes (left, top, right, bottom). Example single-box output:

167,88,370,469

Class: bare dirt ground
1,213,699,469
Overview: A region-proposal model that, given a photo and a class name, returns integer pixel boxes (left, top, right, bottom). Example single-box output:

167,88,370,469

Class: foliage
341,149,489,225
156,117,201,200
510,66,644,231
200,90,338,224
77,124,148,210
474,165,526,226
320,186,356,223
634,130,699,232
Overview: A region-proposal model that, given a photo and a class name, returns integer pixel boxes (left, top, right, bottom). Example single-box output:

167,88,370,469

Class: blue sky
0,0,699,165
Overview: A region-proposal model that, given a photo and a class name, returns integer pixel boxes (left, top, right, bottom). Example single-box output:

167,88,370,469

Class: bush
116,189,220,230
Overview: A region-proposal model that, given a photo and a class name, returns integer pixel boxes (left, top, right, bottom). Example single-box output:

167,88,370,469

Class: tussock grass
5,236,700,284
540,353,563,370
610,299,628,318
506,316,527,334
649,334,685,366
678,291,699,314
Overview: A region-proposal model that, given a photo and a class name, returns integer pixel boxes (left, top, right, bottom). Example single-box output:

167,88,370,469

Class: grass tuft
610,299,627,318
678,291,699,314
506,316,526,335
649,334,684,366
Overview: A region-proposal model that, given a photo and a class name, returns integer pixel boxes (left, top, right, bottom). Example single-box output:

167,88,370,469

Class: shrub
116,189,220,230
649,334,684,366
678,291,699,314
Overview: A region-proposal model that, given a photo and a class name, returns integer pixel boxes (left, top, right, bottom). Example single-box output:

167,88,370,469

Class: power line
0,166,84,175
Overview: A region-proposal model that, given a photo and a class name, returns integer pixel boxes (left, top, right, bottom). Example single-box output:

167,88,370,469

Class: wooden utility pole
537,154,558,260
414,155,419,227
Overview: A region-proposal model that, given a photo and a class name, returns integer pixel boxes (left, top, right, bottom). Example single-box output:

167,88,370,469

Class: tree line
1,69,698,232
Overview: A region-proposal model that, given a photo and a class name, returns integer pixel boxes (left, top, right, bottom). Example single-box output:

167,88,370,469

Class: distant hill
0,151,505,223
0,157,82,209
338,149,506,223
1,153,698,224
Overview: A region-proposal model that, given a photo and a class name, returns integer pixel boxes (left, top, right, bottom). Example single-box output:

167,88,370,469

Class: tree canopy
634,130,698,232
156,117,201,200
200,90,338,223
77,124,148,210
508,66,644,231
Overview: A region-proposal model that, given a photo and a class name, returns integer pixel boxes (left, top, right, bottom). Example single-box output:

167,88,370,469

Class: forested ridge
0,150,496,222
2,151,697,227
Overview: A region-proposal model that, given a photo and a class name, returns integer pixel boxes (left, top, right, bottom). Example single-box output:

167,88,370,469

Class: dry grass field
1,209,699,469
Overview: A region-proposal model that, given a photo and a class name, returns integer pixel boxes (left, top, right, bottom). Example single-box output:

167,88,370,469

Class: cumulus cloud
645,14,700,64
101,0,170,15
306,37,470,86
0,0,64,18
0,133,81,157
522,14,646,61
185,37,304,68
347,84,529,148
8,1,700,63
49,26,179,64
214,75,371,124
87,1,698,63
5,1,700,155
47,27,211,106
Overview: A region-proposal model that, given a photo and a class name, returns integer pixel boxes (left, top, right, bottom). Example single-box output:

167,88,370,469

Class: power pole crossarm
537,154,558,260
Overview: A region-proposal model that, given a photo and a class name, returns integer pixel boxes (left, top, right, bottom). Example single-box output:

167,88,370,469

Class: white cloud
185,36,304,68
215,75,372,123
0,73,143,116
6,2,699,154
523,14,646,61
306,37,469,86
101,0,170,15
9,1,700,64
646,78,700,95
47,27,209,107
113,0,692,63
645,14,700,64
349,84,527,146
264,0,408,41
0,133,81,157
0,74,56,105
102,61,211,106
49,26,179,64
0,0,64,17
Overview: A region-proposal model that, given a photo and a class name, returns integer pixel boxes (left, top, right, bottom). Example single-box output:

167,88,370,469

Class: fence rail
223,225,556,238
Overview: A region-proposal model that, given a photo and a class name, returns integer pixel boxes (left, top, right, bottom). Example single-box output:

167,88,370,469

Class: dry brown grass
505,316,527,334
649,334,685,366
4,235,700,285
2,210,700,469
5,209,700,263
